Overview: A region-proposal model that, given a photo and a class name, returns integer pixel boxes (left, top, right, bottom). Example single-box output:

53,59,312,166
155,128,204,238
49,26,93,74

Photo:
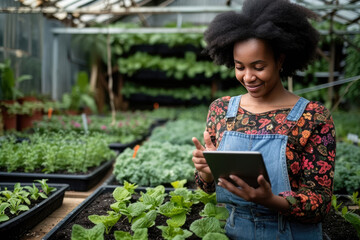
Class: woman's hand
218,174,290,211
192,131,216,182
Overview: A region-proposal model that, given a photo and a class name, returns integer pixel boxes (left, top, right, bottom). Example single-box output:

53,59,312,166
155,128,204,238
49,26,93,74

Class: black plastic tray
0,182,69,239
0,160,113,191
42,185,176,240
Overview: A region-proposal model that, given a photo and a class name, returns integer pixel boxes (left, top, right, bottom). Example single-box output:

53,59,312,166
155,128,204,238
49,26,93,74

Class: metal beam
0,6,243,14
52,27,207,34
51,27,360,35
2,4,360,14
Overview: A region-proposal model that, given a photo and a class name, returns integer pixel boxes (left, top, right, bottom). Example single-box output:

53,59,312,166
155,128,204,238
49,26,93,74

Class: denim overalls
216,95,323,240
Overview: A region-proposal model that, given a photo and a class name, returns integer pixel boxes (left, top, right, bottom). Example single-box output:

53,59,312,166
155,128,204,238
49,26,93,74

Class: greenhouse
0,0,360,239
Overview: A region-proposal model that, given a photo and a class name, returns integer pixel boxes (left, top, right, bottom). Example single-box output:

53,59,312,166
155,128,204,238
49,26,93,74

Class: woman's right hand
192,131,217,182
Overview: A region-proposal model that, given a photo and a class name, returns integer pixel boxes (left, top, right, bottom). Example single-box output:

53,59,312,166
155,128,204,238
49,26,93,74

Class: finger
192,137,205,151
218,177,244,196
203,131,216,150
257,175,271,189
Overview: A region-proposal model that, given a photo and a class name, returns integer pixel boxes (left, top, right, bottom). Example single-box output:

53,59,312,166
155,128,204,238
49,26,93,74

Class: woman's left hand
218,174,274,206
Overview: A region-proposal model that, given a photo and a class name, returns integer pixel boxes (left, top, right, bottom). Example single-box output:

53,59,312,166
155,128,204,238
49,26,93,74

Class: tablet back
203,150,270,188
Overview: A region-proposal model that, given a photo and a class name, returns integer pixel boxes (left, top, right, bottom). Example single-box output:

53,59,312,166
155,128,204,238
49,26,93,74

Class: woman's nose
243,69,255,82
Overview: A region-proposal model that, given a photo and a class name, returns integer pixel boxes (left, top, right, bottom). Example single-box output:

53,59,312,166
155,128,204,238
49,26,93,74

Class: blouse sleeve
279,106,336,223
194,98,228,193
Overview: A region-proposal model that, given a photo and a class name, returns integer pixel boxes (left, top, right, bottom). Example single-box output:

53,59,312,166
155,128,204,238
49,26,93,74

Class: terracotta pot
1,100,17,131
17,114,35,131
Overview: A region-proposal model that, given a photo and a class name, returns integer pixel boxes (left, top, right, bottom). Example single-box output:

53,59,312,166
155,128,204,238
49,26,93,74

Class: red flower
314,175,332,187
291,162,300,174
215,106,223,115
317,161,332,174
327,150,335,162
310,135,322,144
275,113,286,124
302,157,314,170
259,118,271,129
320,124,330,134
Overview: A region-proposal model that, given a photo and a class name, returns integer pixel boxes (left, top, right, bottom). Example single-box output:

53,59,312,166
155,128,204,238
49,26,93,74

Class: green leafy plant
189,217,227,239
7,198,29,215
334,142,360,193
114,228,148,240
332,194,360,238
61,71,97,113
113,141,194,186
0,59,32,101
72,223,105,240
88,211,121,234
0,202,10,222
24,183,48,200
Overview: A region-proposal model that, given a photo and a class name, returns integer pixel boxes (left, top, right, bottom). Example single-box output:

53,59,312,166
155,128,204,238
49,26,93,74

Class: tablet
203,150,270,188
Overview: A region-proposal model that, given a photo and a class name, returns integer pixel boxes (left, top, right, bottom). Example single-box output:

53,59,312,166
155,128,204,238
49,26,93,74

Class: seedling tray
0,160,113,191
0,182,69,239
42,185,175,240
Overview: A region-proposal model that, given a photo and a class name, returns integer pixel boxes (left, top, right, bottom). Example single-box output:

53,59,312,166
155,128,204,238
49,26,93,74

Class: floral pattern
195,96,336,223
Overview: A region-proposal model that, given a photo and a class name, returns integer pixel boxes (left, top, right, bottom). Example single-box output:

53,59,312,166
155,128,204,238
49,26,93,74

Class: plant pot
0,160,114,191
0,182,69,239
17,114,35,131
1,100,17,131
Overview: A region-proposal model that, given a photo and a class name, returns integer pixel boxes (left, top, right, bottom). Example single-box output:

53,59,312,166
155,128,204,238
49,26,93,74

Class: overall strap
286,97,310,122
225,95,241,131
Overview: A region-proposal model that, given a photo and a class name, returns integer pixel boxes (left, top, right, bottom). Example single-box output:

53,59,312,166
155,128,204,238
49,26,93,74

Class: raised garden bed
0,160,113,191
0,182,69,239
43,185,228,240
42,185,359,240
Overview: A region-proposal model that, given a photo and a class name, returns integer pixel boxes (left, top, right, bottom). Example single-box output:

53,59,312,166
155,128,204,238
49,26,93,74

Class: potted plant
0,59,32,131
61,71,97,115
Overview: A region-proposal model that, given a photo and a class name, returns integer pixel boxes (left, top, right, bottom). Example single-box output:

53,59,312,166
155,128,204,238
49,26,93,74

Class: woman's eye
235,66,244,70
254,66,265,71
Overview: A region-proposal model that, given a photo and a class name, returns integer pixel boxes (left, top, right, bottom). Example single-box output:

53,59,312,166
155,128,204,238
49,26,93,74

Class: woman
192,0,336,239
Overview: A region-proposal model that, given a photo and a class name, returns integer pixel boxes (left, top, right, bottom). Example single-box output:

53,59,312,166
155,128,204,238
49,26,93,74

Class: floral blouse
195,96,336,223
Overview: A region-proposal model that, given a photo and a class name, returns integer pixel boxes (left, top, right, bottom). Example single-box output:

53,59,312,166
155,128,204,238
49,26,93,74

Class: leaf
203,232,229,240
170,180,187,189
166,212,187,228
131,210,157,231
200,203,229,220
0,214,9,223
113,187,132,202
189,217,225,238
114,228,148,240
157,225,193,240
71,223,105,240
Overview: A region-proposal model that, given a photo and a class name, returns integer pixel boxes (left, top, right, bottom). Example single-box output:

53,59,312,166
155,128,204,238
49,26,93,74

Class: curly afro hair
203,0,320,78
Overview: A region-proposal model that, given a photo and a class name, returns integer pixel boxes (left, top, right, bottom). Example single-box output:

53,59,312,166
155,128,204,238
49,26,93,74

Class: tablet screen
203,150,270,188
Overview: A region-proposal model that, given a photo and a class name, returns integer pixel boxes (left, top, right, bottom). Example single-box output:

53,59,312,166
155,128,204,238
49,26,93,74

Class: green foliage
114,228,148,240
113,141,194,186
189,217,226,238
34,112,153,144
35,179,56,195
343,34,360,108
118,52,234,80
0,131,116,173
334,142,360,193
331,194,360,238
200,203,229,222
71,184,227,240
0,59,31,100
0,180,54,222
61,71,97,113
121,81,212,102
88,211,121,234
171,180,187,189
332,111,360,141
72,223,105,240
149,119,205,146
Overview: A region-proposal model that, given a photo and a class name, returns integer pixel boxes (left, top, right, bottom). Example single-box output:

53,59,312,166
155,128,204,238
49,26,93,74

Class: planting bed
0,160,114,191
43,185,359,240
44,186,208,240
0,182,68,240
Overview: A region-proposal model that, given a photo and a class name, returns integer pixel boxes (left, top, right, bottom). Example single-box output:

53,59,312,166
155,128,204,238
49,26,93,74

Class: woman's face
233,38,283,99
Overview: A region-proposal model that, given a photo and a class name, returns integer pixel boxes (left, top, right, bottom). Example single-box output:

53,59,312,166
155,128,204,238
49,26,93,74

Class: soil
49,191,360,240
51,192,204,240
